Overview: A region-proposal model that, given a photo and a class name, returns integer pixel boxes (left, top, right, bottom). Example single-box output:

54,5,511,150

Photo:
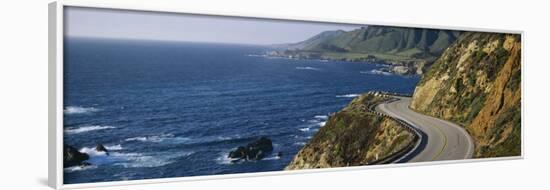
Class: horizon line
64,35,279,46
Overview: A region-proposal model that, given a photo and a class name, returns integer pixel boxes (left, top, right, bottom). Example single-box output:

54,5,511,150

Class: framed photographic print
49,1,523,189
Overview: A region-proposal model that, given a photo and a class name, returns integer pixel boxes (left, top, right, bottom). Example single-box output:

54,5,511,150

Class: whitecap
124,137,148,142
216,153,240,165
299,127,310,132
263,156,281,160
246,54,265,57
294,142,306,146
64,125,115,134
318,121,327,127
217,136,232,140
105,144,123,151
335,94,360,98
64,106,100,114
295,66,321,71
64,165,98,172
77,145,193,169
314,115,328,120
361,70,392,76
215,134,242,141
215,152,281,164
115,151,193,168
125,134,191,144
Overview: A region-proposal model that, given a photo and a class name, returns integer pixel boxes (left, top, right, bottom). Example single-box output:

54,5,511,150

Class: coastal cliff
285,94,415,169
410,32,521,157
271,26,460,75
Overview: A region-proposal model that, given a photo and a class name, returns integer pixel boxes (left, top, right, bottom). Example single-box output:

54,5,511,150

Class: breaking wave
295,66,321,71
64,125,116,134
125,134,191,144
361,70,392,76
314,115,328,120
64,106,101,114
335,94,360,98
64,145,194,172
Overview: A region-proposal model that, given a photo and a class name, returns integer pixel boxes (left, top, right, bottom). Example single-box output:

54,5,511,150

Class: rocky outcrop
228,137,274,161
96,144,109,156
63,144,89,168
410,32,521,157
285,94,415,170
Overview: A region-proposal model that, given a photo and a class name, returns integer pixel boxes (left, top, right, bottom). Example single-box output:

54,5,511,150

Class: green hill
270,26,460,74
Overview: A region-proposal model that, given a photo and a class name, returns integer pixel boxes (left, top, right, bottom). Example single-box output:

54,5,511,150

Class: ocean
63,38,420,184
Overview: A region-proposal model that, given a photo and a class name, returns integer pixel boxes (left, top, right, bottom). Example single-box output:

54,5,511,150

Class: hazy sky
64,7,362,45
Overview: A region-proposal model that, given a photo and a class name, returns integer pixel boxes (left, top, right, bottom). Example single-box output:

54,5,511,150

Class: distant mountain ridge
274,30,347,50
269,26,461,75
289,26,459,56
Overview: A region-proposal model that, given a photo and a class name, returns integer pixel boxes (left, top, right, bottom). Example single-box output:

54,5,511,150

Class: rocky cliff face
286,94,414,170
410,32,521,157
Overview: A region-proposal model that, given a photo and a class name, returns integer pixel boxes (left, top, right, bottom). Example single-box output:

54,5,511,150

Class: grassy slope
286,94,414,169
294,26,458,62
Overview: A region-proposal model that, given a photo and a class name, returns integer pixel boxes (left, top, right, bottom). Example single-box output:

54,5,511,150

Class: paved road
375,96,474,162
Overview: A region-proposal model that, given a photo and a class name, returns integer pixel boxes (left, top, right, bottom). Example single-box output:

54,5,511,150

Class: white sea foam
215,152,281,164
105,144,123,151
216,135,242,141
246,54,266,57
125,134,191,143
70,145,194,170
64,165,98,172
115,151,193,168
295,66,321,71
64,106,100,114
64,125,115,134
336,94,360,98
216,153,241,165
125,137,148,142
216,136,232,141
312,115,328,127
263,156,281,160
361,70,392,76
314,115,328,120
294,142,306,146
299,127,310,132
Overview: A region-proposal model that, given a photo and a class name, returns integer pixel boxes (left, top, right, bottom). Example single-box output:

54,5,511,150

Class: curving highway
375,96,474,162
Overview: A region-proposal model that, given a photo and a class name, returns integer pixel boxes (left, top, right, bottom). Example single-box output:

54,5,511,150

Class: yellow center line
385,97,449,161
431,124,448,161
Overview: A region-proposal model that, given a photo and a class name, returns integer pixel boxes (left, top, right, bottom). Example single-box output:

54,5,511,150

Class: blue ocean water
63,38,419,184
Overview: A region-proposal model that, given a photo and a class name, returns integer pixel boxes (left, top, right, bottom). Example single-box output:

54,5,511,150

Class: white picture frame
49,0,524,189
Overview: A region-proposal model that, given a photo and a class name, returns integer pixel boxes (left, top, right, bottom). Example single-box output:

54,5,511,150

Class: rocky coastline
265,50,428,75
285,92,417,169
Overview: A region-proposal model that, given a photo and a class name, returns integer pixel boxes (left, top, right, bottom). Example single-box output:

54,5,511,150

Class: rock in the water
228,146,247,159
95,144,109,156
228,137,273,161
80,162,92,167
254,150,265,160
277,152,283,157
63,144,89,168
247,137,273,152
